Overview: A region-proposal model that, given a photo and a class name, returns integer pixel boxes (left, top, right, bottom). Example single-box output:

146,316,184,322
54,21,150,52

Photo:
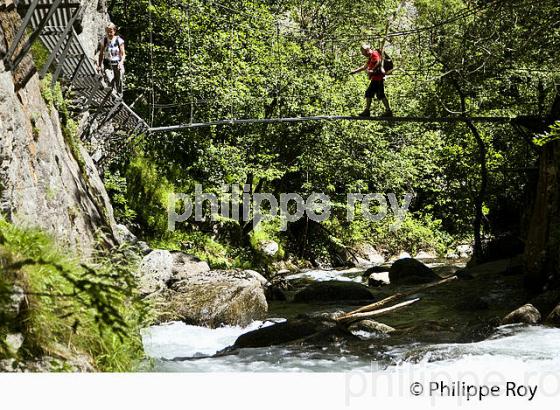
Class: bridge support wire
148,115,518,133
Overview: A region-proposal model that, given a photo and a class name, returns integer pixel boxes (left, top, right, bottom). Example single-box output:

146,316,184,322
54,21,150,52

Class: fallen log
336,298,420,324
336,275,458,322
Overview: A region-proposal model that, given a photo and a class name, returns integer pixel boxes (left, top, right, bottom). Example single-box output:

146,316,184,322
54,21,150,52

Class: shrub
0,218,147,371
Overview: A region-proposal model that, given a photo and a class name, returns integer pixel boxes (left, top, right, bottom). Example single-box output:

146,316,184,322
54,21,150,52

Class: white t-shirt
102,36,124,63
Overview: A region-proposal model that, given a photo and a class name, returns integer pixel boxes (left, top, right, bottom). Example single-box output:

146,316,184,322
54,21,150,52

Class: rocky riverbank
135,240,560,369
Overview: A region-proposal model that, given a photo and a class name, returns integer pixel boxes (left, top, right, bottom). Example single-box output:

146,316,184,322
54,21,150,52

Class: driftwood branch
337,298,420,324
336,275,458,322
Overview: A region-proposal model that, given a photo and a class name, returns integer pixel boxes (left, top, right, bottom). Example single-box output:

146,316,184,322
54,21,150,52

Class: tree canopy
105,0,560,268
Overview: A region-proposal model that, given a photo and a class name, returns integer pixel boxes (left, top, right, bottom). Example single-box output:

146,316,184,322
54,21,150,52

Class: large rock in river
233,319,327,348
137,250,211,295
232,318,354,349
362,266,390,287
389,258,440,284
162,269,268,328
501,304,541,325
138,250,268,327
293,280,375,303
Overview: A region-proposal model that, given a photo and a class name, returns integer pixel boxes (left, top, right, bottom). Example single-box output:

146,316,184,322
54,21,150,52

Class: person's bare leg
359,98,372,116
381,97,393,116
114,66,123,95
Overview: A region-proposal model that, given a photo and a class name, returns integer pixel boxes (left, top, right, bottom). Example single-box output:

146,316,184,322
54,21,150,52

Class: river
141,262,560,373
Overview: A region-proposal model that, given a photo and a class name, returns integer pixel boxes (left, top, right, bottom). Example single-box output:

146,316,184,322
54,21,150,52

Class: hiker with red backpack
96,23,126,95
350,44,393,117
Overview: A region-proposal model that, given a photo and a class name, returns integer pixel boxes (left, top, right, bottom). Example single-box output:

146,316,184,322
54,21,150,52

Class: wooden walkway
5,0,148,166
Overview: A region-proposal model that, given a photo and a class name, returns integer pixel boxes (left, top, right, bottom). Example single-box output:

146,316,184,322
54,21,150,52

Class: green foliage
325,205,453,256
105,0,559,265
62,118,87,172
39,74,85,174
104,171,138,225
0,218,146,371
39,74,67,117
30,38,49,71
371,213,453,256
150,229,254,269
534,121,560,147
249,217,286,260
125,154,177,234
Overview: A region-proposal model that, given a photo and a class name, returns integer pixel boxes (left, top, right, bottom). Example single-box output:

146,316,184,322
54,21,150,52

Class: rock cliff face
77,0,110,58
0,1,117,255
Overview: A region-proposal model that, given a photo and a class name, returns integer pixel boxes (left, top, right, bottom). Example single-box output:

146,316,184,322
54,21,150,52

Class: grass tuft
0,218,147,371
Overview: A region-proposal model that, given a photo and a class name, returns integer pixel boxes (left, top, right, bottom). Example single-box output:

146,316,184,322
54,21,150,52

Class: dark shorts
365,80,385,100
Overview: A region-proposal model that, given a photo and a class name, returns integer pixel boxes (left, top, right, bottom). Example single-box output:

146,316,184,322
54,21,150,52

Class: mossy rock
233,319,327,348
501,304,541,325
156,269,268,328
389,258,440,284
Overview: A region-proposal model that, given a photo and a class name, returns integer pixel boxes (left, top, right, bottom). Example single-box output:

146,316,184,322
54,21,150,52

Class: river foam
142,323,560,373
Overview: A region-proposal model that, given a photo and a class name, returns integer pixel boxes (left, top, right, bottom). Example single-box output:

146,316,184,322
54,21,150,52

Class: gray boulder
243,269,268,287
5,285,25,321
389,258,440,284
169,251,212,282
5,333,24,355
137,250,210,295
355,244,385,265
139,251,266,327
137,250,175,295
114,224,138,245
259,240,279,257
456,244,473,258
136,241,152,255
501,304,541,325
396,251,412,260
162,269,268,328
415,250,437,259
362,265,390,286
294,281,374,303
366,271,390,287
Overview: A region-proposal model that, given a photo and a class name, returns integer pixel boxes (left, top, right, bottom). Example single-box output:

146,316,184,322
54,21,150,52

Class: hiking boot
358,109,371,117
381,110,393,118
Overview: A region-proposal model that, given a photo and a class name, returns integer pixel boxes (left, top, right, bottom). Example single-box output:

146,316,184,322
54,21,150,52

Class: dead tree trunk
465,119,489,261
524,90,560,290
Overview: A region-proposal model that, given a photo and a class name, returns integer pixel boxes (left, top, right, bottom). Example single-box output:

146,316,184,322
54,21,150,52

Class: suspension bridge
1,0,553,165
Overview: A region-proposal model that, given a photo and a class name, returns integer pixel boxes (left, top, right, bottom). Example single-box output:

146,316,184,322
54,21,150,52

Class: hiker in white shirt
96,23,125,95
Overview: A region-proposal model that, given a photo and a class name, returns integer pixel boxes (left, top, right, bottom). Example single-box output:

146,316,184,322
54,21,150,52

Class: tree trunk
465,120,488,261
523,90,560,291
524,139,560,290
